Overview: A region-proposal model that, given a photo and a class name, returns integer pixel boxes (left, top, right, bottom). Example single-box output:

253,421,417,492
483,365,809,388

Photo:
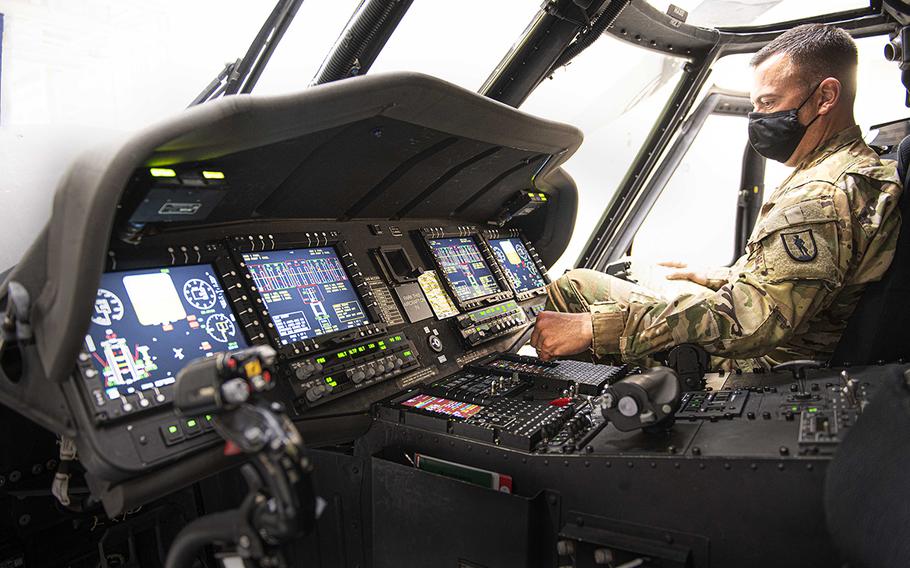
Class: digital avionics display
489,238,546,293
85,265,247,402
241,247,372,344
427,237,501,303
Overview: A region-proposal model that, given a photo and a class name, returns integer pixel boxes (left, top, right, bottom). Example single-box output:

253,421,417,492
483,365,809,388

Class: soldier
530,24,902,370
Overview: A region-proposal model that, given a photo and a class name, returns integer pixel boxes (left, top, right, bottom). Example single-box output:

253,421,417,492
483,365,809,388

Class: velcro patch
759,221,840,285
780,229,817,262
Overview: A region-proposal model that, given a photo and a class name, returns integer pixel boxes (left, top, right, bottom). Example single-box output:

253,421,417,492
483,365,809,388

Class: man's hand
658,261,708,287
530,311,593,361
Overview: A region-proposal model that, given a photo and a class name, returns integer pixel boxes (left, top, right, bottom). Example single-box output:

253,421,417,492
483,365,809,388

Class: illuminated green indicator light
395,335,402,341
186,419,197,428
205,414,212,421
791,406,798,412
149,167,177,178
403,351,412,357
378,341,385,346
316,357,326,364
202,170,225,180
380,345,387,350
358,346,365,352
337,352,346,358
168,425,179,434
808,407,818,413
325,377,337,386
368,343,376,349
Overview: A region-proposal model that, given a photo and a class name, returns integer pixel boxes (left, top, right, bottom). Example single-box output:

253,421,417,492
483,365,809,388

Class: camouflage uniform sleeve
703,256,746,291
591,189,850,361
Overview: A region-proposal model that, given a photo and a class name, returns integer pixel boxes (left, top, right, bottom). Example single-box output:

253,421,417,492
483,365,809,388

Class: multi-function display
84,265,247,403
488,237,546,293
241,247,372,345
426,237,501,303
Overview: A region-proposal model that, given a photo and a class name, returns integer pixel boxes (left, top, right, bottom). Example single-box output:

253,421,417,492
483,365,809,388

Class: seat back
830,135,910,365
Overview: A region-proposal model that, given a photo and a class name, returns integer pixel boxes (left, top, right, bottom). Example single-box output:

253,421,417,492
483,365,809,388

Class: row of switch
345,353,412,384
160,414,215,446
303,349,419,403
460,312,527,345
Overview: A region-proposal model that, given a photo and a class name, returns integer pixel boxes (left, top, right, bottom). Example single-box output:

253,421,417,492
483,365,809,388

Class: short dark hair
750,24,858,94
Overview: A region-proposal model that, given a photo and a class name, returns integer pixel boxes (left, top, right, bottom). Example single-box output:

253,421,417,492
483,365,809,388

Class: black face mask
747,84,822,163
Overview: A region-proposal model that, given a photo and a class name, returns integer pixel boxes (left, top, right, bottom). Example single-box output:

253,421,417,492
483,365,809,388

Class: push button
182,418,203,438
161,423,184,446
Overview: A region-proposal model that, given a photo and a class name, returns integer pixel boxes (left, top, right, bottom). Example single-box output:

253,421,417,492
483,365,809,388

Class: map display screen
85,265,247,402
488,238,546,293
241,247,372,344
427,237,501,303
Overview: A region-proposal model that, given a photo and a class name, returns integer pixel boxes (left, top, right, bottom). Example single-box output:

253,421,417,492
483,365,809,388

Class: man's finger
530,320,542,348
658,261,687,268
665,272,691,281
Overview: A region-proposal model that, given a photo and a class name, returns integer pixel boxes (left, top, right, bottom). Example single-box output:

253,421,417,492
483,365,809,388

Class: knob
305,385,326,402
296,362,316,380
352,370,366,384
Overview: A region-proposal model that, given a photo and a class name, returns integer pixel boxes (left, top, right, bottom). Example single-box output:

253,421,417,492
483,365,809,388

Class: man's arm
534,192,852,361
661,260,744,291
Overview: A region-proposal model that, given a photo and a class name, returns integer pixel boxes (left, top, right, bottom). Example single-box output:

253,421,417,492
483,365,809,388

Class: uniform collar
794,124,863,172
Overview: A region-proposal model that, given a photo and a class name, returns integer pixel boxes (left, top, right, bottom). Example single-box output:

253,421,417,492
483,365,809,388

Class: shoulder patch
780,229,817,262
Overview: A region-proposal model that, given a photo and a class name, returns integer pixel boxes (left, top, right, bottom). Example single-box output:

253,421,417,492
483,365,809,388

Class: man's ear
816,77,841,115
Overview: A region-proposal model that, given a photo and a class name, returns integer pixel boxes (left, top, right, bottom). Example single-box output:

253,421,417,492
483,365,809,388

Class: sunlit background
0,0,905,275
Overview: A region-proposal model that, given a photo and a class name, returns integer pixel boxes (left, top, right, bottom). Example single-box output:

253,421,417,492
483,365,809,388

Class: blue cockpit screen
427,237,502,302
85,265,247,402
488,237,546,293
241,247,372,345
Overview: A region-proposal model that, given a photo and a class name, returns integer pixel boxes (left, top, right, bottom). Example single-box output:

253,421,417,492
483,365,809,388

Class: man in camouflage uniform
530,24,902,369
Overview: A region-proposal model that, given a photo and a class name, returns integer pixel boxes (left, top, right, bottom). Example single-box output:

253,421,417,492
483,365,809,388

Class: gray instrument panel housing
0,72,583,438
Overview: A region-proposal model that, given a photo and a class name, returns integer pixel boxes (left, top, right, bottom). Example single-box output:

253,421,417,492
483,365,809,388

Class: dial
205,313,237,343
183,278,218,311
92,289,125,327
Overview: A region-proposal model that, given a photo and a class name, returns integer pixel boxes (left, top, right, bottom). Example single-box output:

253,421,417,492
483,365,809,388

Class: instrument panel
70,217,550,482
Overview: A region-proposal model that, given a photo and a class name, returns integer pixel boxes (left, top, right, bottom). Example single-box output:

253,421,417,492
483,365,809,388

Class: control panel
70,219,551,482
472,353,628,395
455,300,529,347
288,334,420,406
